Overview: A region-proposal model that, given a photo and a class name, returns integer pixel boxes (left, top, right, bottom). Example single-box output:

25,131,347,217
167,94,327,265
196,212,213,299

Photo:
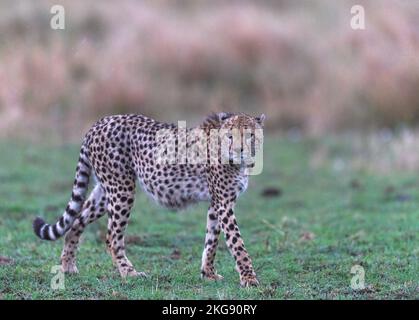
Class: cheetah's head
214,112,265,167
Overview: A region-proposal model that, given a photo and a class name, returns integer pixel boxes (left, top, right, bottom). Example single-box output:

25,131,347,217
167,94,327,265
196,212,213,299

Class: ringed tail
33,145,91,241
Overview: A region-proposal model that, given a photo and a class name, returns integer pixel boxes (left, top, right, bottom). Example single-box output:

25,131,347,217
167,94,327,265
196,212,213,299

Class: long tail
33,145,91,241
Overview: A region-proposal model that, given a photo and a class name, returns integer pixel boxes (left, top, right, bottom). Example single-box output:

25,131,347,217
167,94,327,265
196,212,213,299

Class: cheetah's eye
225,132,233,140
243,132,255,142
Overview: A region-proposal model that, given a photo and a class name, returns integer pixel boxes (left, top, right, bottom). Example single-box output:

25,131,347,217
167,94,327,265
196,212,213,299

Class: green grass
0,136,418,299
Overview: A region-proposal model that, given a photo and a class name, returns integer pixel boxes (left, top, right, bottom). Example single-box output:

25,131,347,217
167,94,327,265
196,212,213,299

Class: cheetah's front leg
201,205,223,281
217,204,259,287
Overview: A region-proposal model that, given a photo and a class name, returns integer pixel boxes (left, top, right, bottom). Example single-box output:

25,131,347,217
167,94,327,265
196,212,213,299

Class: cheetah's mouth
228,153,256,167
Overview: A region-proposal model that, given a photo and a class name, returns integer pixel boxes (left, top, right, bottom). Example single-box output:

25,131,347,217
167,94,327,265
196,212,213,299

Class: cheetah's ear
202,112,234,129
256,114,266,126
217,112,234,122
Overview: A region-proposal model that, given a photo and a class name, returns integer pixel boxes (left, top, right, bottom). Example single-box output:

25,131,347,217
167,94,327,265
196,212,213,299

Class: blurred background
0,0,419,147
1,1,418,299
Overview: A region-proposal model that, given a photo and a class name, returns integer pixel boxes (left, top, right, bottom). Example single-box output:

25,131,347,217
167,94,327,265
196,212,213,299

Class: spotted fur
33,112,265,287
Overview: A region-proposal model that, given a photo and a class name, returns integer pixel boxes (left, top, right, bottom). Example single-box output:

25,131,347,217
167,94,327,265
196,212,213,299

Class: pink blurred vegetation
0,0,418,140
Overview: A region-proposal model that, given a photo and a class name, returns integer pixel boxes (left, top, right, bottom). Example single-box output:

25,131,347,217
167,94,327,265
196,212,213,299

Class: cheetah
33,112,265,287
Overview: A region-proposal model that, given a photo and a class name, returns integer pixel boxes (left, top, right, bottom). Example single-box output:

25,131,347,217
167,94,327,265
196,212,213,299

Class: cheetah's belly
137,167,210,210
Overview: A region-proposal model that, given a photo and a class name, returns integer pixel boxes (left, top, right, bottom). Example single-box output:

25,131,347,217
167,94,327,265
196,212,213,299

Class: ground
0,136,418,299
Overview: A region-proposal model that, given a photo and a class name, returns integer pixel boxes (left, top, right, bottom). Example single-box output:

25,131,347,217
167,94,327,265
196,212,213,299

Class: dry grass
310,129,419,174
0,0,419,140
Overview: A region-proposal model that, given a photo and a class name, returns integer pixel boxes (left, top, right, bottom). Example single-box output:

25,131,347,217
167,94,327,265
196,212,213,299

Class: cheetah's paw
201,269,224,281
240,275,259,287
61,263,79,274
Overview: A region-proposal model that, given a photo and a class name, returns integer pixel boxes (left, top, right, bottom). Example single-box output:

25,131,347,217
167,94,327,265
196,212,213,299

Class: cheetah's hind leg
105,181,147,278
60,184,107,274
